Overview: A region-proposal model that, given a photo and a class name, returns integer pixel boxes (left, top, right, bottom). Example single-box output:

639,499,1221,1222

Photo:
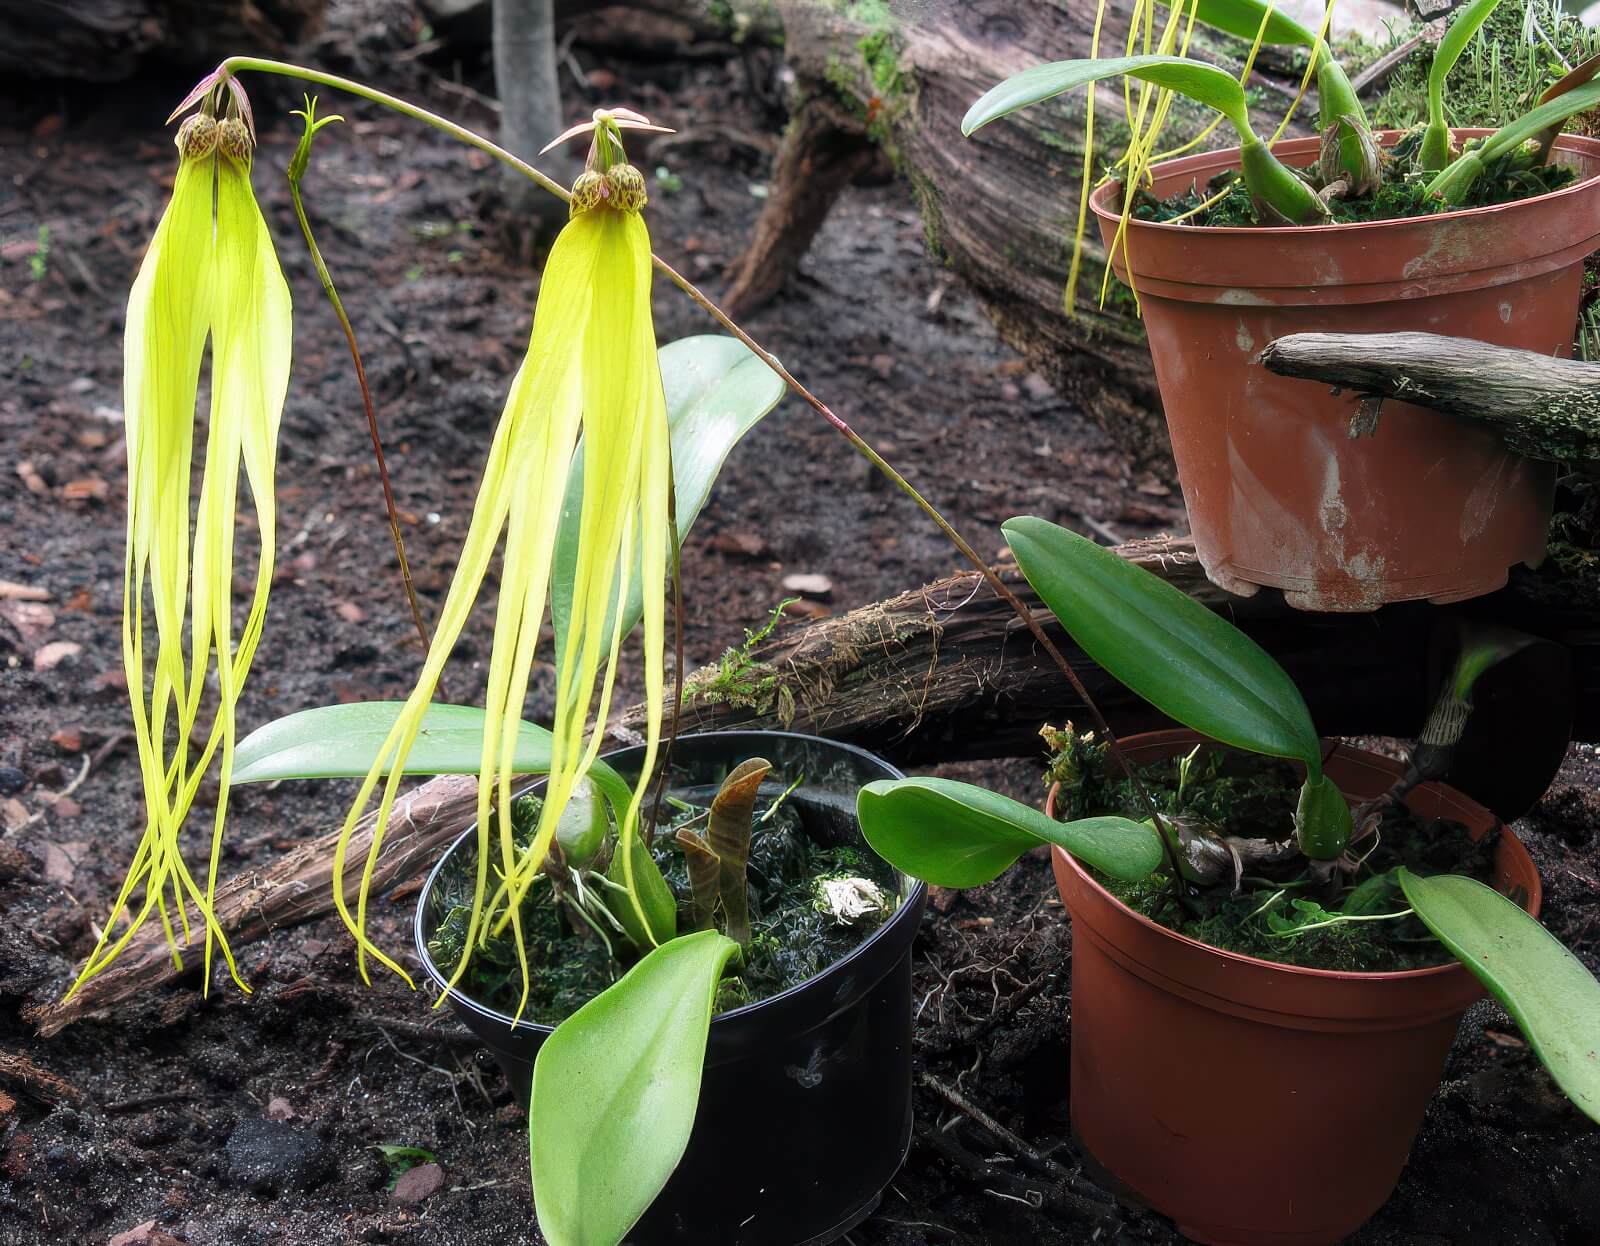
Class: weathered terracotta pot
1091,130,1600,611
1048,730,1542,1246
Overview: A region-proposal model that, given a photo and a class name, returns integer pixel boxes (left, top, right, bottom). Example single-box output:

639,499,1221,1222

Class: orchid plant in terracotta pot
857,514,1600,1244
965,0,1600,609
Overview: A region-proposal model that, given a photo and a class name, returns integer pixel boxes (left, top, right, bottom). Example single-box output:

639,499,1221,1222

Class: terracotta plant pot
1048,730,1542,1246
1091,130,1600,611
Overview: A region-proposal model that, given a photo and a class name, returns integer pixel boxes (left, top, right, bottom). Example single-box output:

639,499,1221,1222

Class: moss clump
1347,2,1600,135
425,779,899,1024
1047,726,1500,973
682,599,794,718
1134,132,1577,229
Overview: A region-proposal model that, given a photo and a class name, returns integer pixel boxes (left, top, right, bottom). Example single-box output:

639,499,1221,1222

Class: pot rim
412,728,926,1035
1088,127,1600,237
1047,729,1541,985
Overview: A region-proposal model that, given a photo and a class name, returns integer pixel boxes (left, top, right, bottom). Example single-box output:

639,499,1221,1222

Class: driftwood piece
32,774,479,1037
1261,331,1600,465
0,1048,87,1108
726,1,1311,461
0,0,325,82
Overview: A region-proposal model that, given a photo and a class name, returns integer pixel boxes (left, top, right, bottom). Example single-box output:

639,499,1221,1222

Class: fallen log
724,0,1316,462
31,774,478,1037
616,537,1592,795
0,0,325,82
1260,331,1600,466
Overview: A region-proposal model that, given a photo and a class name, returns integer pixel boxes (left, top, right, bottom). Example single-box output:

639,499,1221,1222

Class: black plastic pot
414,731,927,1245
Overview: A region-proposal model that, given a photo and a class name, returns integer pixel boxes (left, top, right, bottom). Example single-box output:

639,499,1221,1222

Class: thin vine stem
210,56,1177,859
285,106,441,690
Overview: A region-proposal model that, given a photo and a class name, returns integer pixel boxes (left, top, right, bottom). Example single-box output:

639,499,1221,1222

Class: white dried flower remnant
814,875,891,926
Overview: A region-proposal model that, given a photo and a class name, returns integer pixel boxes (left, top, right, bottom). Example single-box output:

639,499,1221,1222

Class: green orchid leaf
1474,77,1600,164
551,334,787,665
231,702,630,813
1532,53,1600,162
1157,0,1317,47
857,777,1162,888
1422,0,1507,169
1430,77,1600,200
1002,516,1323,774
607,824,679,951
1293,771,1353,861
963,55,1253,139
1399,869,1600,1125
530,929,741,1246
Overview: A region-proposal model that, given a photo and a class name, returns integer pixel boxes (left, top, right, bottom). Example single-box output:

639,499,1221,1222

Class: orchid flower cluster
73,82,290,1001
85,83,680,1028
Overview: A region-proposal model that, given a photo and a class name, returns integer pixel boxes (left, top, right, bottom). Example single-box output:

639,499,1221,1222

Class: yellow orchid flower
72,104,292,998
332,112,673,1018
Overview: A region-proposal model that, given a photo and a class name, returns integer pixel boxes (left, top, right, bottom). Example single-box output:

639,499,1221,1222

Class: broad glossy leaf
1400,870,1600,1124
963,55,1251,138
1158,0,1317,47
231,702,630,812
530,929,740,1246
1002,516,1321,772
857,777,1162,888
551,334,787,662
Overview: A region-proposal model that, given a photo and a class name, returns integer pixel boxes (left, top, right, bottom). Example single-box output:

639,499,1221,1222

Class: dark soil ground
2,10,1597,1246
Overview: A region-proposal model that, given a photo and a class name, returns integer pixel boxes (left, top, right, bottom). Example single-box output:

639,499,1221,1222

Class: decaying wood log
726,1,1315,461
617,536,1598,764
1261,331,1600,465
31,774,478,1037
0,0,325,82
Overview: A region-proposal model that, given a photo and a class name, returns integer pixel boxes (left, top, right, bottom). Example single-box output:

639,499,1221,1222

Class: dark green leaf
1400,869,1600,1125
551,334,787,662
857,777,1162,888
1002,516,1322,773
530,930,740,1246
963,56,1252,138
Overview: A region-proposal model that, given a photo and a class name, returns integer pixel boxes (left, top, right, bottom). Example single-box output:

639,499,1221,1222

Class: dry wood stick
1260,331,1600,465
31,775,479,1037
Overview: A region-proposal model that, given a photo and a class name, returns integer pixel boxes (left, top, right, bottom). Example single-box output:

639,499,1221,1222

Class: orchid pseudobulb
73,98,291,997
331,112,674,1019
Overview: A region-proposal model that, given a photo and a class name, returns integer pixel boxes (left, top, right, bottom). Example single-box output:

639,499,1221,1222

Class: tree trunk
0,0,325,81
493,0,575,235
727,0,1314,462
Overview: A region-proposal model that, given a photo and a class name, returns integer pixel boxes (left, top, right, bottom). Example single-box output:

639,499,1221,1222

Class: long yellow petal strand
331,203,597,986
74,141,215,993
193,140,292,986
337,139,674,1022
72,113,291,999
